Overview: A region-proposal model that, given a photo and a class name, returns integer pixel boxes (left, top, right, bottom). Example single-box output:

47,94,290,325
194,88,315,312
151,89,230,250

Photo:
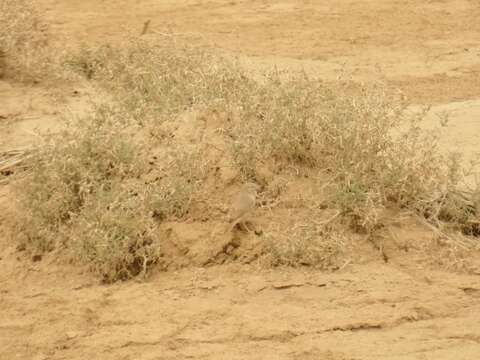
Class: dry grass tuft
264,223,344,270
69,183,161,282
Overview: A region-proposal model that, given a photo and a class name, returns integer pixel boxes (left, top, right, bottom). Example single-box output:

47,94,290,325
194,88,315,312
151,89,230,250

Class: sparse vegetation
64,39,254,128
4,11,478,280
265,222,344,270
14,103,207,281
69,182,161,282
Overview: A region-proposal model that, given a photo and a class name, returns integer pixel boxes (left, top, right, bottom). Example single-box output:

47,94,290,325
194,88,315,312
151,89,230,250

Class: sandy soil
2,251,480,360
1,1,480,359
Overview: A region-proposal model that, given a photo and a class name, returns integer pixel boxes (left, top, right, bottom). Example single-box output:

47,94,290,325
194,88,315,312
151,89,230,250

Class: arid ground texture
1,1,480,359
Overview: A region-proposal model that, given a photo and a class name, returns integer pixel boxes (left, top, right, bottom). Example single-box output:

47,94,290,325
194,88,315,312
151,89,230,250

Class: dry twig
0,148,33,177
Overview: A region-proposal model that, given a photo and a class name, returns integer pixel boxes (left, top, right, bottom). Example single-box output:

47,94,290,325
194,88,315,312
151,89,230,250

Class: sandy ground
1,0,480,359
2,252,480,360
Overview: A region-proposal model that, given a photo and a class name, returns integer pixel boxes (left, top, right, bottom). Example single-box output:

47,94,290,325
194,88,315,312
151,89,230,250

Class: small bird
227,182,260,232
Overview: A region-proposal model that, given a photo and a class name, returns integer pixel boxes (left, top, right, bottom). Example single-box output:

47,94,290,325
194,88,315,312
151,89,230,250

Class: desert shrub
229,77,477,233
228,72,320,175
16,109,145,254
65,39,321,168
65,38,255,127
69,183,160,282
65,36,478,243
0,0,50,80
14,34,479,279
265,223,344,270
15,102,207,280
148,149,206,220
314,87,477,234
